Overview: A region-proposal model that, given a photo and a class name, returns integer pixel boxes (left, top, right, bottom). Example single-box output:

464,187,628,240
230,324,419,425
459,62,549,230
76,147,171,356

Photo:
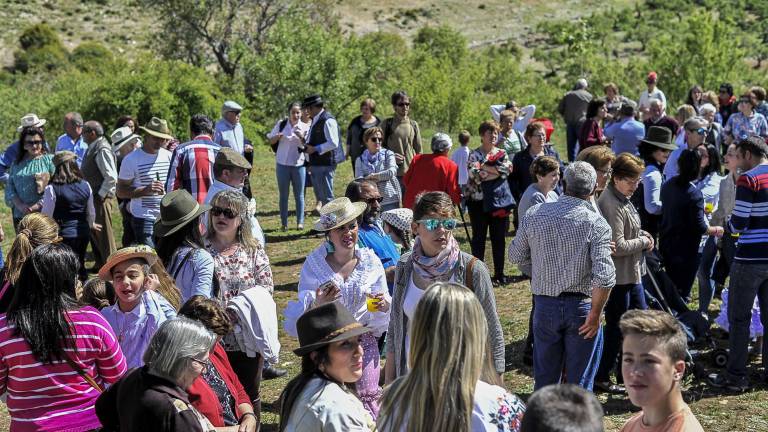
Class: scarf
361,148,386,174
411,235,460,282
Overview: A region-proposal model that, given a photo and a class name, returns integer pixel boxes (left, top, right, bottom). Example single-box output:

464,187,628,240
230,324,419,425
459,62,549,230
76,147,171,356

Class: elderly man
557,79,593,162
509,161,616,391
116,117,173,247
663,117,706,179
381,90,423,198
402,133,461,209
604,102,644,155
214,101,252,198
81,121,117,269
56,112,88,166
302,94,341,207
0,113,51,183
643,98,679,136
167,114,221,204
637,71,667,119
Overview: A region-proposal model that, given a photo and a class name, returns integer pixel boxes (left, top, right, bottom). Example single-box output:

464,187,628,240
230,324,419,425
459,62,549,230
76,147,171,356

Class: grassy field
3,138,765,431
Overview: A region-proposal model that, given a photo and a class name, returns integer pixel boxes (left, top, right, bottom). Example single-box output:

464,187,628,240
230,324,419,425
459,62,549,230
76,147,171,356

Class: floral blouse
724,112,768,139
205,241,274,303
466,147,513,201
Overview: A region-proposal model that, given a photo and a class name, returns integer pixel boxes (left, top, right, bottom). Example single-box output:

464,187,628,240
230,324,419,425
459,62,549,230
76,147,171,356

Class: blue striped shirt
730,164,768,262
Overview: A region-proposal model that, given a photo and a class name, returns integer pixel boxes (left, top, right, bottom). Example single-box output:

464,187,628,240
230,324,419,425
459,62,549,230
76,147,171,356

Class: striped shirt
118,147,172,220
730,164,768,263
166,137,220,204
0,307,127,431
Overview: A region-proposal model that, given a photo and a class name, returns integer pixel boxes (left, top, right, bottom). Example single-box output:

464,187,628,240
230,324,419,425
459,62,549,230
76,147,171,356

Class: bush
70,42,114,71
13,23,69,73
18,23,62,51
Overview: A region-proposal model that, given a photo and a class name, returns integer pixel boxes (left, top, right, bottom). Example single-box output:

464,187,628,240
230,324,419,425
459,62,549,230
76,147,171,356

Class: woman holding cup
284,197,391,420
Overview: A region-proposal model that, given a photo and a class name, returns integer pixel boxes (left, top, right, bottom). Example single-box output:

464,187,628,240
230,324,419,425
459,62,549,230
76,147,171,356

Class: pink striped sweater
0,306,127,431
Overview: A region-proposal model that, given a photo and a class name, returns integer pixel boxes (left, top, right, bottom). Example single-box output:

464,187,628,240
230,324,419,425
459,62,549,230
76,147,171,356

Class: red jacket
186,342,251,427
403,153,461,209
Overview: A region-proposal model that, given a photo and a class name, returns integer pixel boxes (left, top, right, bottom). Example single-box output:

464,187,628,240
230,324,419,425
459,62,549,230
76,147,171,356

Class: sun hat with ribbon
98,245,159,281
313,197,366,232
17,113,47,132
153,189,211,238
139,117,174,140
293,302,371,356
381,208,413,233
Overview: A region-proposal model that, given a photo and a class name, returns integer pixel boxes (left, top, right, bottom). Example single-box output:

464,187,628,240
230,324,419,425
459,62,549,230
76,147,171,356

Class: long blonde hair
5,213,60,285
206,190,260,252
378,282,487,432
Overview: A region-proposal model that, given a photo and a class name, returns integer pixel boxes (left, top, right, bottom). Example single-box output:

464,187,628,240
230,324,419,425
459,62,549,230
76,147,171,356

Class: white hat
17,113,47,132
111,126,140,152
381,208,413,233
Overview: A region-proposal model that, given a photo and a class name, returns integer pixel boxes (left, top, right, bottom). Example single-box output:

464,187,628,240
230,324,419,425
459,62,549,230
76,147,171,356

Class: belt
557,292,588,299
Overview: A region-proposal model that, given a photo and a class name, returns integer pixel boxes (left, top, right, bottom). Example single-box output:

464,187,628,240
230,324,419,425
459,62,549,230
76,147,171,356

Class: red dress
402,153,461,209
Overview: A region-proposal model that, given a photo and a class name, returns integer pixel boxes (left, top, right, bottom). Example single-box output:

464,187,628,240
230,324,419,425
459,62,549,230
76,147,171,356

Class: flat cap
222,100,243,112
215,147,251,170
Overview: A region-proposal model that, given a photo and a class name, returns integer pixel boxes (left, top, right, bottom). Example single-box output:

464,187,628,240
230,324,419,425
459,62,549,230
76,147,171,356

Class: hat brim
293,324,371,356
639,139,677,151
139,126,174,141
153,203,211,238
17,119,47,132
112,134,140,151
313,201,367,231
98,250,159,281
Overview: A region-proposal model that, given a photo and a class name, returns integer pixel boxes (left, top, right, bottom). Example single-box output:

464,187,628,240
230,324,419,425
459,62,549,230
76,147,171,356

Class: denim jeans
275,163,306,227
131,216,155,248
596,283,645,382
697,235,718,313
566,123,581,162
309,165,335,205
533,294,603,391
726,262,768,380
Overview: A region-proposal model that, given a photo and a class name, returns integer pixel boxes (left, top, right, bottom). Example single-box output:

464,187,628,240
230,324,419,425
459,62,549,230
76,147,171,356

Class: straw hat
313,197,366,231
17,113,47,132
293,302,370,356
98,245,158,281
139,117,174,140
153,190,210,238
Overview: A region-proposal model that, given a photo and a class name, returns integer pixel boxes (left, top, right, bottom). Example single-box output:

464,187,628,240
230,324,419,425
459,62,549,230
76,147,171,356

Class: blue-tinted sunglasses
417,218,457,231
687,127,706,136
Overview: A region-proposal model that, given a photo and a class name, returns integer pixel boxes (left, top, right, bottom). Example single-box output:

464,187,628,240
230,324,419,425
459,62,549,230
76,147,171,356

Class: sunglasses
687,127,707,135
211,206,237,219
365,197,384,204
397,102,411,107
417,218,458,231
23,140,43,146
597,168,613,177
370,137,383,143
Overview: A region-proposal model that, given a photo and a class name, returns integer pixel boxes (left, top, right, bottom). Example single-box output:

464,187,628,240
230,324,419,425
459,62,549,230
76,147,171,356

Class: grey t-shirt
518,183,558,224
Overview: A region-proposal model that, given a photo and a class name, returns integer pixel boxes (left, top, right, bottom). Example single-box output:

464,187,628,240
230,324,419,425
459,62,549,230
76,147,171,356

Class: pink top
0,307,127,432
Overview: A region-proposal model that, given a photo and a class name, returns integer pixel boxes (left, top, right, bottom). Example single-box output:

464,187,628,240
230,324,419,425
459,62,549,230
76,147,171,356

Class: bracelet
239,412,256,423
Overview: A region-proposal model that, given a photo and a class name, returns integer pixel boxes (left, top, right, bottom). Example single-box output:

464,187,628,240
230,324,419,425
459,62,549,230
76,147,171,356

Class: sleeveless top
52,181,91,237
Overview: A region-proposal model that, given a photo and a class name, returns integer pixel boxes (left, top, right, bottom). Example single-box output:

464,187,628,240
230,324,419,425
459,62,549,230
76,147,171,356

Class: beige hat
98,245,159,281
17,113,47,132
313,197,366,231
139,117,174,140
215,147,251,170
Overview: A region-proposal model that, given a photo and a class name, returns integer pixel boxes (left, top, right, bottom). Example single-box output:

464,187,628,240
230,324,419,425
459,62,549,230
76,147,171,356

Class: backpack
270,118,289,153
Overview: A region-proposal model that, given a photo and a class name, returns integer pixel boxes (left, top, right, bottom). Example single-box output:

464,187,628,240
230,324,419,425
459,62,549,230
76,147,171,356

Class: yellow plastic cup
366,295,380,312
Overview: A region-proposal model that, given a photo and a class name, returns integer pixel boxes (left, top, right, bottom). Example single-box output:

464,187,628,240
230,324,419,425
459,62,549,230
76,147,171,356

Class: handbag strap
171,248,195,280
61,354,103,393
464,257,478,292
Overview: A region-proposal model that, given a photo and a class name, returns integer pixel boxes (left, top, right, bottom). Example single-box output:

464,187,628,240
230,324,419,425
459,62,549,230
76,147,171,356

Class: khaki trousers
90,195,116,269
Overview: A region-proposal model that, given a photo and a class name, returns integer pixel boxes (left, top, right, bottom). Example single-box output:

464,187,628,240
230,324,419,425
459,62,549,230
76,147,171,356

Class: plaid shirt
509,195,616,297
165,136,220,204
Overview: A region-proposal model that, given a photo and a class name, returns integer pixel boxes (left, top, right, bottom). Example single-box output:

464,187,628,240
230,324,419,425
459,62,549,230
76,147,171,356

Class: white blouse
284,245,391,338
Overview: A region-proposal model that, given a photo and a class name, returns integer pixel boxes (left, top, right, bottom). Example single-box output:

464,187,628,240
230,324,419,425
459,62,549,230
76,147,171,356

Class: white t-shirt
118,148,172,219
638,88,667,112
451,145,471,186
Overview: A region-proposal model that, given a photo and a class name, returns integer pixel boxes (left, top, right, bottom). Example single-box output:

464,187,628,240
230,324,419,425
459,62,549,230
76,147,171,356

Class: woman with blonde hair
378,282,525,432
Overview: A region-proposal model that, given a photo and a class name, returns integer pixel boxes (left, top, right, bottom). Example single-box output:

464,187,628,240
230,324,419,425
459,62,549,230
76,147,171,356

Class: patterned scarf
361,149,386,173
411,235,460,282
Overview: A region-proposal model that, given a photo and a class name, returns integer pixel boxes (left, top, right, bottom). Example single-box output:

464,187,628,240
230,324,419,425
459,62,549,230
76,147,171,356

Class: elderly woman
385,192,505,384
5,126,55,230
402,132,461,209
594,153,653,393
180,296,258,432
355,126,400,211
280,302,377,431
348,98,382,173
579,99,609,150
96,318,217,431
466,121,514,285
724,93,768,144
497,109,527,155
636,127,676,240
284,197,390,419
0,244,127,431
268,102,309,231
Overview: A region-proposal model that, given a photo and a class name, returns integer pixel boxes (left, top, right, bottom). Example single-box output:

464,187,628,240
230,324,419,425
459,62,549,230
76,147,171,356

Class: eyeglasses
532,133,546,139
596,168,613,178
370,138,383,143
397,102,411,107
687,127,706,135
211,206,237,219
23,140,43,146
365,197,383,204
189,357,211,371
619,177,643,185
417,218,458,231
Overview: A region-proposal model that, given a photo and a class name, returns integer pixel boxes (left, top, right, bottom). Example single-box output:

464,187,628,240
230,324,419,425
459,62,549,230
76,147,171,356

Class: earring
325,240,335,254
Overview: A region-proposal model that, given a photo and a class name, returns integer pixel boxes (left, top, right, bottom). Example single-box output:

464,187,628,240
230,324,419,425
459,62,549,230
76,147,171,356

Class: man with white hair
509,161,616,391
699,103,723,150
56,112,88,166
642,98,679,136
557,79,593,162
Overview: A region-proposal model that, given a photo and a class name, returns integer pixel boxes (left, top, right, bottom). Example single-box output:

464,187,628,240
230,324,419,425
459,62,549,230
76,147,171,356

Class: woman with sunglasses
385,191,505,385
354,127,401,211
5,126,55,231
723,93,768,145
284,197,390,419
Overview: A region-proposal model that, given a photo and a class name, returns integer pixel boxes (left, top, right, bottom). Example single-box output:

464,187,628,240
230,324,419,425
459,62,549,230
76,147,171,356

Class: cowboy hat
640,126,677,151
293,302,371,356
17,113,47,132
139,117,174,140
313,197,366,232
98,245,159,282
153,189,211,238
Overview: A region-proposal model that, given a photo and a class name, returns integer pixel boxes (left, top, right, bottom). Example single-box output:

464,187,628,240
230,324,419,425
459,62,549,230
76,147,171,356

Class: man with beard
345,179,400,290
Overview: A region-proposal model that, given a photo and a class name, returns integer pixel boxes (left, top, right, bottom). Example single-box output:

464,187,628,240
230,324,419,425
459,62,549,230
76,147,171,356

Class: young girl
381,208,414,253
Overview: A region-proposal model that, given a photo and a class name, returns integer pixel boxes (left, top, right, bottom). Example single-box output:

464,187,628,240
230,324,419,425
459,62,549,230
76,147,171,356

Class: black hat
293,302,370,356
301,94,324,108
640,126,677,151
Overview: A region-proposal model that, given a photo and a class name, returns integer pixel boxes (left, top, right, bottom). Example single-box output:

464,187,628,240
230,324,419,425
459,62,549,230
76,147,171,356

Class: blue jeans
566,123,581,162
697,235,718,313
533,294,604,391
131,216,155,248
726,262,768,380
309,165,335,205
275,163,306,227
596,283,645,382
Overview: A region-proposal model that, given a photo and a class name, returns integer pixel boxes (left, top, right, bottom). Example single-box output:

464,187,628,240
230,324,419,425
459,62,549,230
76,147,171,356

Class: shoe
708,373,750,392
594,380,626,394
492,275,510,287
297,224,304,231
262,365,288,380
281,225,288,232
522,351,533,367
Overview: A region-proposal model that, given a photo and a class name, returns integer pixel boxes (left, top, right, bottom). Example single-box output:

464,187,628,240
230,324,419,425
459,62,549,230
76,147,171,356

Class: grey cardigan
387,251,505,379
597,183,649,285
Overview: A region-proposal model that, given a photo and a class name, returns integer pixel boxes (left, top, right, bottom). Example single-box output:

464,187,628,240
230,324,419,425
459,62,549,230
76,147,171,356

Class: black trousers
466,200,508,279
62,236,89,281
226,350,263,426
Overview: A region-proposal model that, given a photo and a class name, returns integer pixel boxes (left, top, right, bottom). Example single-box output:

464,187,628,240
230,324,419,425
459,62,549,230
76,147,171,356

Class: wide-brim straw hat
640,126,677,151
139,117,174,140
98,245,159,281
293,302,371,356
153,189,210,238
313,197,366,232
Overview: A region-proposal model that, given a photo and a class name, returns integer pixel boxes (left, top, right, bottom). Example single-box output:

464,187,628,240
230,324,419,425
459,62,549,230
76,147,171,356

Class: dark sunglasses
365,197,384,204
24,140,43,146
417,218,457,231
370,137,383,143
211,206,237,219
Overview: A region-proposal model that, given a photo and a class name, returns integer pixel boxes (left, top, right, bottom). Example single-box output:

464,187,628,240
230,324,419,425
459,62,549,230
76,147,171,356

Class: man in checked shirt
509,161,616,391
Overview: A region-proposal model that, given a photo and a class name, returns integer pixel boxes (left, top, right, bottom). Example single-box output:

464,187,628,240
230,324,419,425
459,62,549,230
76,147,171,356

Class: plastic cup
366,295,380,312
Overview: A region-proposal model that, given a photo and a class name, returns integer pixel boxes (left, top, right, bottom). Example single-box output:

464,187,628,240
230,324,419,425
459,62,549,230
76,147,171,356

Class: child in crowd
80,278,115,310
450,130,472,198
380,208,413,254
620,309,704,432
98,245,177,369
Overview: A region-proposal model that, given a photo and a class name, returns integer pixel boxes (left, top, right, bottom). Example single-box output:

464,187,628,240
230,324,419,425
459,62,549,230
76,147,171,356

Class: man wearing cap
381,91,422,198
202,148,265,246
402,133,461,209
214,101,248,155
56,112,88,166
111,126,142,247
0,113,51,183
557,79,593,162
167,114,221,204
82,120,118,269
663,117,706,179
302,94,342,207
637,71,667,120
604,102,645,156
116,117,173,247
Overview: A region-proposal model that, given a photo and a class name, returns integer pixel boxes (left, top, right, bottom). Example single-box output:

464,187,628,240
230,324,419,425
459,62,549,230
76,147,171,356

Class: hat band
161,203,201,226
319,322,363,342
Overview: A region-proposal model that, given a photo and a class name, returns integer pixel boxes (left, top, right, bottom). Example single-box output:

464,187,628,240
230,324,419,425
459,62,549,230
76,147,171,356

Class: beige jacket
597,184,650,285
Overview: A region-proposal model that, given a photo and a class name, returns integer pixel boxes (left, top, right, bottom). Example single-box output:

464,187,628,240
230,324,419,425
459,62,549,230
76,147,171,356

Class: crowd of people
0,73,765,431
